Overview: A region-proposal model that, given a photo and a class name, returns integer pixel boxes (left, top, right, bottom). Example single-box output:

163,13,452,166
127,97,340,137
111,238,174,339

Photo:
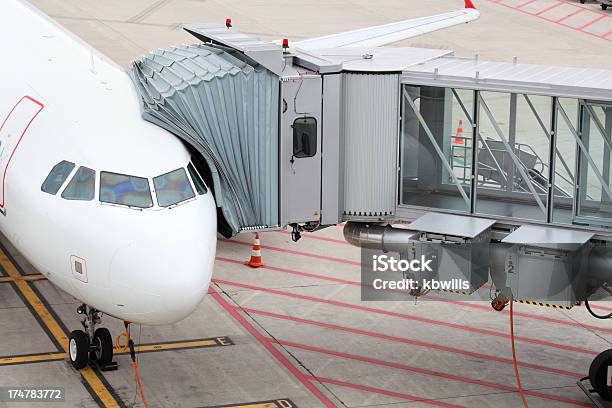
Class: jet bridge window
153,168,195,207
293,117,317,158
41,160,75,195
62,166,95,201
187,163,207,195
99,172,153,208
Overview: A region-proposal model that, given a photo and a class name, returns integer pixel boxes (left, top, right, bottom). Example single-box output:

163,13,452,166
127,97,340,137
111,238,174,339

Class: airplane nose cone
109,210,217,325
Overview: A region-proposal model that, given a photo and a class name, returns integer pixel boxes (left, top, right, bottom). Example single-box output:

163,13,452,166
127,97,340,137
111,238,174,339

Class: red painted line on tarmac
244,307,584,378
215,279,599,356
556,8,585,23
535,2,563,15
277,340,592,407
215,256,357,285
307,376,465,408
603,29,612,38
516,0,540,8
222,237,612,318
215,253,612,334
208,288,336,407
590,302,612,312
489,0,612,42
219,238,363,266
274,230,350,245
577,14,607,30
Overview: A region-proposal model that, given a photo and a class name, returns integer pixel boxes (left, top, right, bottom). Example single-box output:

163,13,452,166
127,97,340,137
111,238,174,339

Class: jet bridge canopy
130,43,279,236
398,55,612,233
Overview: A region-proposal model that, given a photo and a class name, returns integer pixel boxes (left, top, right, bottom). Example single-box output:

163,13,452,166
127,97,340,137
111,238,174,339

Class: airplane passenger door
0,96,44,212
280,75,323,224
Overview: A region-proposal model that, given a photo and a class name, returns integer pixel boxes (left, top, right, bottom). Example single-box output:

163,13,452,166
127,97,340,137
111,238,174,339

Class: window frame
61,166,96,201
152,167,196,208
187,162,208,195
41,160,76,195
99,171,154,209
292,117,318,159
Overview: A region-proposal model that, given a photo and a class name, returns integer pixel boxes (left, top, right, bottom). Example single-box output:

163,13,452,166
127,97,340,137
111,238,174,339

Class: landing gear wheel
603,4,608,10
589,349,612,401
580,0,585,4
91,328,113,366
69,330,89,369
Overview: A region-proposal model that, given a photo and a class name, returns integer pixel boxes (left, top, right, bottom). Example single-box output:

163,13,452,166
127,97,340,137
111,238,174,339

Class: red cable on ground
131,359,149,408
124,322,149,408
510,296,529,408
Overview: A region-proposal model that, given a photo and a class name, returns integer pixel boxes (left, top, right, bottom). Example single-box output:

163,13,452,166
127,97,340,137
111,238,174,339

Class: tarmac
1,0,612,407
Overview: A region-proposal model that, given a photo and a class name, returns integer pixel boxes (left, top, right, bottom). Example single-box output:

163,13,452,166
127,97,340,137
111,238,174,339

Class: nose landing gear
68,304,117,371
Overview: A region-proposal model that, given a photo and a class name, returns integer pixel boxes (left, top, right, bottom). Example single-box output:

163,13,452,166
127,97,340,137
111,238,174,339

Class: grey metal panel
343,73,399,218
502,225,594,251
410,212,496,238
183,24,283,75
294,47,452,73
321,74,344,225
279,72,323,225
401,56,612,102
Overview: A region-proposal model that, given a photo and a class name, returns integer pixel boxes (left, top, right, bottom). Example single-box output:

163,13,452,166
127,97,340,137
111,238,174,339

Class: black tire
589,349,612,400
580,0,585,4
69,330,89,370
603,4,609,10
91,328,113,366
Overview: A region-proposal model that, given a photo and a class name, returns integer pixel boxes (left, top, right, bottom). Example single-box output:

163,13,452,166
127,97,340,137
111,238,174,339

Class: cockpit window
62,166,95,201
99,172,153,208
187,163,207,195
153,168,195,207
41,161,75,195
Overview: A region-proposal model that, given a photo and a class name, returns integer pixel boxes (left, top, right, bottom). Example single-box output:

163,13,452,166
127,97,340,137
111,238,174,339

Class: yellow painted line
207,400,296,408
0,273,46,283
0,338,233,366
132,339,216,353
0,249,121,408
0,352,65,365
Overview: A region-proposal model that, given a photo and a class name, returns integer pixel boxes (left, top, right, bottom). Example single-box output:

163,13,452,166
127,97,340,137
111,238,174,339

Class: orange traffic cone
453,119,465,145
246,232,264,268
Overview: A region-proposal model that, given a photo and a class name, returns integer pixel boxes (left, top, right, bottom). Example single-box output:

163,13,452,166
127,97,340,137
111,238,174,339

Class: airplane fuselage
0,0,218,325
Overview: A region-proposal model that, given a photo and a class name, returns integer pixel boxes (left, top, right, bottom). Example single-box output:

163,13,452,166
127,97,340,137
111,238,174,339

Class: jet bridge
130,25,612,247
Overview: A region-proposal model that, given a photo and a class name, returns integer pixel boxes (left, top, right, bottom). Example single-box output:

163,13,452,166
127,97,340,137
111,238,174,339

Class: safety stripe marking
0,248,121,408
0,337,234,367
202,399,297,408
516,299,573,310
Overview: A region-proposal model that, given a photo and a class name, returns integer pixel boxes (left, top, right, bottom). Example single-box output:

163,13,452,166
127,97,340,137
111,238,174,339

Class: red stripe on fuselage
0,96,45,209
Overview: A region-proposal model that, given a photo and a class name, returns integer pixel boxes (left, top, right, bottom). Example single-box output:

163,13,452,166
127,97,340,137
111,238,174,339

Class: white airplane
0,0,479,370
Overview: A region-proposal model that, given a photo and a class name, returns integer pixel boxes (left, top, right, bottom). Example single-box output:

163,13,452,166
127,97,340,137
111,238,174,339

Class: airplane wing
294,0,479,51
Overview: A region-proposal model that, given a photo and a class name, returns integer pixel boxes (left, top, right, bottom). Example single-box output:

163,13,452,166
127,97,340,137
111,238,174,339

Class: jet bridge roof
183,23,283,75
401,56,612,102
293,47,453,73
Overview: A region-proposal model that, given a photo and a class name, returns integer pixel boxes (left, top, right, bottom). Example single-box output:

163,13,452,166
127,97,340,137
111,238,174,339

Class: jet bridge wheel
589,349,612,400
90,328,114,365
69,330,89,370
